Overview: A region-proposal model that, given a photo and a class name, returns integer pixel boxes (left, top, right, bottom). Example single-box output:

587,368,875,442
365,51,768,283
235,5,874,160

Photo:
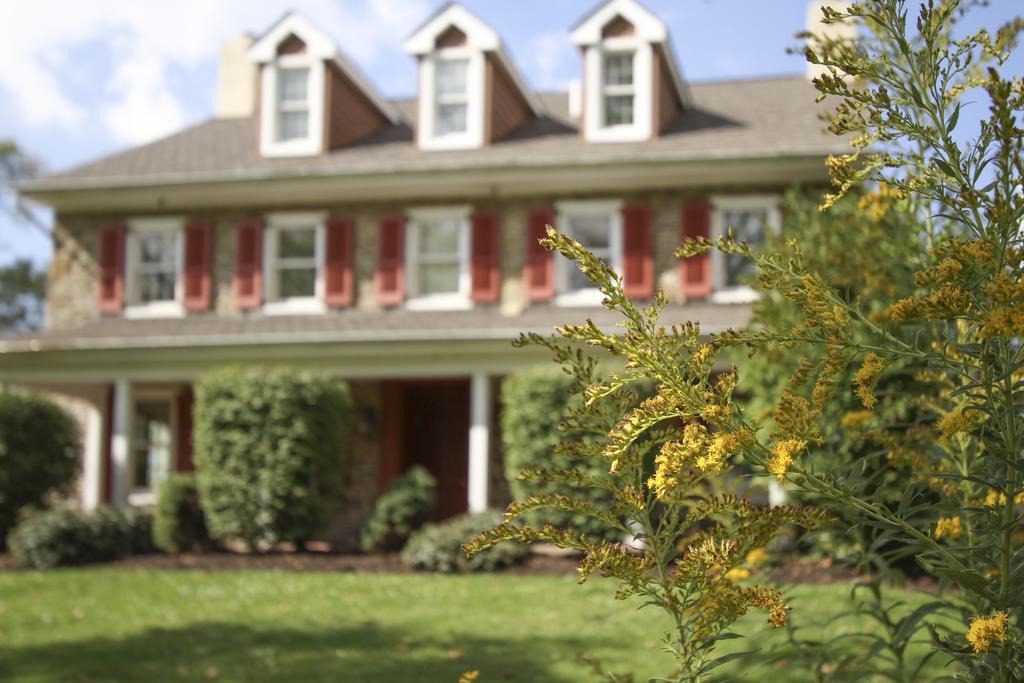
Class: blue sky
1,0,1021,268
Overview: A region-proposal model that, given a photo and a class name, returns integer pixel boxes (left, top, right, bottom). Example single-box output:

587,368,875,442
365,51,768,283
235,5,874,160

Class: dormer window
434,58,470,136
571,0,689,143
405,4,539,151
277,66,311,141
602,52,635,127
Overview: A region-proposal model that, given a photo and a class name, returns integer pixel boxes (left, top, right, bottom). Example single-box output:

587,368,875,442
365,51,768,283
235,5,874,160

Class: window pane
436,59,469,97
435,103,468,136
278,68,309,103
138,231,176,266
418,263,460,295
278,268,317,298
603,53,634,86
132,402,171,492
604,95,634,126
418,218,460,256
138,272,176,303
279,110,309,141
278,228,316,259
722,210,768,287
568,214,612,291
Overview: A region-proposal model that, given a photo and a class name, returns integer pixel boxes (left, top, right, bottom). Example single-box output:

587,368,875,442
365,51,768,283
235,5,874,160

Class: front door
380,379,470,520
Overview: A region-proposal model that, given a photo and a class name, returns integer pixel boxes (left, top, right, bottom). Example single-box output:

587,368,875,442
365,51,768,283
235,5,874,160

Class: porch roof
0,302,751,354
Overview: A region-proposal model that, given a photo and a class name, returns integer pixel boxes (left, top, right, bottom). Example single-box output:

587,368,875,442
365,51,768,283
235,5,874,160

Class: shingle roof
20,76,845,194
0,303,751,353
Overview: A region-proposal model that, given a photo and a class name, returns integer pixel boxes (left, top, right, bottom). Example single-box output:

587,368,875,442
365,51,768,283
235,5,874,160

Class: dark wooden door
391,380,470,520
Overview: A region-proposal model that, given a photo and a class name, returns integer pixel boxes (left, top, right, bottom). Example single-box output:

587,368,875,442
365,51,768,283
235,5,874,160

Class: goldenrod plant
468,1,1024,680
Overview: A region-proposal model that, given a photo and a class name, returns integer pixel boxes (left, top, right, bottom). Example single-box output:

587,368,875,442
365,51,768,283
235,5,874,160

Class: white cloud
0,0,429,145
528,31,577,90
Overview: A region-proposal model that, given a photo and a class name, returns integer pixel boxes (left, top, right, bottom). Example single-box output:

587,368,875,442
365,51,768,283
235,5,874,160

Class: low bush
501,368,619,540
8,507,155,569
401,510,528,573
153,474,210,553
0,391,80,542
194,367,354,550
360,466,436,552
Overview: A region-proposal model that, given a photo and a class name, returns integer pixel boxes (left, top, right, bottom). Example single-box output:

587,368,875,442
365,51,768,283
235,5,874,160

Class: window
277,67,310,141
125,218,183,317
407,208,470,309
434,58,469,136
129,400,172,505
264,213,325,313
711,196,781,303
556,201,623,305
602,52,635,127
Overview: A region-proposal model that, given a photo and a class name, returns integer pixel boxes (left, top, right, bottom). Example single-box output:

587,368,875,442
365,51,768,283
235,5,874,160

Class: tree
0,140,46,334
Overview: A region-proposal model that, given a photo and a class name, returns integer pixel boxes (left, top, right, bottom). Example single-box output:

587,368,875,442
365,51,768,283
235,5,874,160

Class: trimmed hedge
501,368,618,540
0,391,80,542
194,367,354,550
8,507,155,569
153,474,210,553
360,465,436,552
401,510,529,573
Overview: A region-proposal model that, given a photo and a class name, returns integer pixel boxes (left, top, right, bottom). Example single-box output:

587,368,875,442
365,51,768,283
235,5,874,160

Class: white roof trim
570,0,667,45
248,12,400,125
404,3,501,54
248,12,336,62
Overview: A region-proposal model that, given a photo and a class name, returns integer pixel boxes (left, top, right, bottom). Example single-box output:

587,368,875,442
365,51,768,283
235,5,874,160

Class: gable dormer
404,4,540,151
248,13,399,158
571,0,688,143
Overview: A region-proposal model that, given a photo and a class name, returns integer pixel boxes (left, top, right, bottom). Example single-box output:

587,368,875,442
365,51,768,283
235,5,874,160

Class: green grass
0,569,952,682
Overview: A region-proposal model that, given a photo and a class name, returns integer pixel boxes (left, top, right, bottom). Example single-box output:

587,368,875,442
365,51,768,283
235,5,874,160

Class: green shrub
153,474,210,553
401,510,529,573
8,506,154,569
360,466,436,552
501,368,618,540
0,391,80,542
194,366,354,550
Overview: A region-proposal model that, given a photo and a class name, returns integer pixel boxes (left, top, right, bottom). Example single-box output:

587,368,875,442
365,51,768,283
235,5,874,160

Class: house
2,0,848,545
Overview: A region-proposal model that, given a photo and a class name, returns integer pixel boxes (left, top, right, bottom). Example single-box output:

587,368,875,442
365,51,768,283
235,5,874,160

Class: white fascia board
248,12,336,62
570,0,667,46
404,3,501,55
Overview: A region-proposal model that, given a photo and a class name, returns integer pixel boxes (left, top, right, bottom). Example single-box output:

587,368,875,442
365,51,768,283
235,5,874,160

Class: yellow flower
934,516,962,541
746,548,769,566
937,407,985,439
767,438,807,483
855,353,886,410
724,567,750,582
966,612,1008,653
840,410,874,430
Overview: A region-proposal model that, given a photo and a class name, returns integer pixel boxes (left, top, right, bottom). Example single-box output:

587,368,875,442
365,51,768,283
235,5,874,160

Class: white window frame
124,217,185,319
405,206,472,311
262,211,327,315
126,390,177,508
601,50,637,128
418,48,486,151
554,199,624,307
259,53,325,157
710,194,781,304
583,37,653,143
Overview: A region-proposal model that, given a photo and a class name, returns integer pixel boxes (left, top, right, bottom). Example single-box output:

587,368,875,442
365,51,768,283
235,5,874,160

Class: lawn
0,569,951,682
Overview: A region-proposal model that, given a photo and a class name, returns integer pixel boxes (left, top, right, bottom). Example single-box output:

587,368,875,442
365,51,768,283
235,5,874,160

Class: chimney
805,1,856,80
215,34,257,118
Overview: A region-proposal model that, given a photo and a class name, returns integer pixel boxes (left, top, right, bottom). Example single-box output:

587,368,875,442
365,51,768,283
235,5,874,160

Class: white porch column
111,380,133,508
467,373,491,513
80,394,106,511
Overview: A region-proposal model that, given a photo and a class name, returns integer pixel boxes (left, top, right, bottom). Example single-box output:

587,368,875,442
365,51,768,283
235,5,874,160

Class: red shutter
622,204,653,299
680,202,712,299
176,388,195,473
183,221,212,311
524,207,555,302
470,211,501,303
324,217,355,308
233,219,263,310
97,225,125,314
376,215,405,307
